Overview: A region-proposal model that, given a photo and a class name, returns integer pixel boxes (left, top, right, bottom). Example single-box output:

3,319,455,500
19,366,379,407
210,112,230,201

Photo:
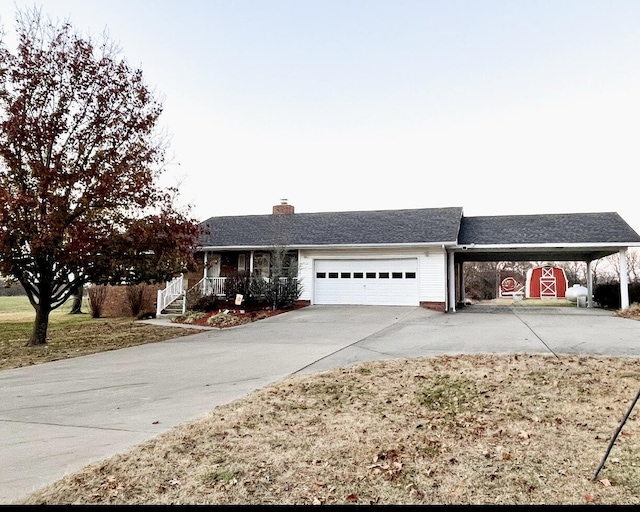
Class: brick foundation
419,301,446,312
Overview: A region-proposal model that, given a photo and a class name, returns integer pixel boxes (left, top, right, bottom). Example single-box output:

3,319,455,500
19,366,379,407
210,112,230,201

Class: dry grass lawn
5,298,640,504
0,318,200,371
0,296,200,370
21,353,640,505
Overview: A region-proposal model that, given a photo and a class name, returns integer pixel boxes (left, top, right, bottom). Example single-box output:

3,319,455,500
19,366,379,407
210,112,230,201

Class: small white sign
235,294,244,305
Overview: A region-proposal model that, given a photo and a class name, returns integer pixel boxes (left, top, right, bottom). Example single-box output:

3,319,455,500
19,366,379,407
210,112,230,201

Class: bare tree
627,248,640,284
263,246,302,310
557,261,586,286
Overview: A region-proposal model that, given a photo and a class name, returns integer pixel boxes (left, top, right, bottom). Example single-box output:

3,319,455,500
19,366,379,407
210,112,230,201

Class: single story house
157,201,640,315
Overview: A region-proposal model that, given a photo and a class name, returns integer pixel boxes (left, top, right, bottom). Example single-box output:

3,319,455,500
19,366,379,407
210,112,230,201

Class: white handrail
156,275,184,316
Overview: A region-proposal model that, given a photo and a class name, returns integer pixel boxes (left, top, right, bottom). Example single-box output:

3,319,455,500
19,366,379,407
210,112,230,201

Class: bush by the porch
190,271,302,312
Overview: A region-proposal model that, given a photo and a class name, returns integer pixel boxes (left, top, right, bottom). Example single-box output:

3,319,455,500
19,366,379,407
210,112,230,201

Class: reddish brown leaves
369,449,404,481
0,6,200,341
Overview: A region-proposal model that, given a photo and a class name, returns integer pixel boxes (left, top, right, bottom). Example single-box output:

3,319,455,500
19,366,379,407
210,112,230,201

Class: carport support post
620,249,630,310
448,251,456,312
458,262,465,305
586,260,594,308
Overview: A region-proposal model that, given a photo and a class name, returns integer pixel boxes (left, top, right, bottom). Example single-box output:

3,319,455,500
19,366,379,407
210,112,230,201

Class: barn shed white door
314,259,418,306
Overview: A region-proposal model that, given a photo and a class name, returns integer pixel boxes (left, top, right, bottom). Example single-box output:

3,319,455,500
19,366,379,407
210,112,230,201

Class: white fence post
156,289,163,317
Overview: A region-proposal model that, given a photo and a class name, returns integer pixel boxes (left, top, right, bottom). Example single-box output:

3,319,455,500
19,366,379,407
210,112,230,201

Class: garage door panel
315,259,418,306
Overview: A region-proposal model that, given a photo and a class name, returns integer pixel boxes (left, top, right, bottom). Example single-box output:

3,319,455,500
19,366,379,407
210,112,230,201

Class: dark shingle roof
458,212,640,245
198,207,463,248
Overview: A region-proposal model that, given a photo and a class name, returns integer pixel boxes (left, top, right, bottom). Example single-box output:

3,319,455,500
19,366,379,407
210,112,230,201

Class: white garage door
314,259,418,306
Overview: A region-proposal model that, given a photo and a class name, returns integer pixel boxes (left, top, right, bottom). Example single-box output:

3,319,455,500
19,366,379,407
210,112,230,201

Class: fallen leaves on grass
21,354,640,505
615,304,640,320
0,318,197,370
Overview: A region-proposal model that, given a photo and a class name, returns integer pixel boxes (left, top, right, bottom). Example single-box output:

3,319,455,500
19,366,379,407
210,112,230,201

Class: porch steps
160,297,185,316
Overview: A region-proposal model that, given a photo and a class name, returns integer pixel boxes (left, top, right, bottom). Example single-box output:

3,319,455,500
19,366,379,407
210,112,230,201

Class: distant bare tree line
0,278,26,297
464,248,640,301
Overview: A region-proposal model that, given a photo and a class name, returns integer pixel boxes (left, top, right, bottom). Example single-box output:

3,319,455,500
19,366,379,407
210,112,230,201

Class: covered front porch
193,250,273,296
157,249,298,315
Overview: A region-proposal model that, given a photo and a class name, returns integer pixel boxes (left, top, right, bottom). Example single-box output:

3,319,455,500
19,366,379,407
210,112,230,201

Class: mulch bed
174,302,309,328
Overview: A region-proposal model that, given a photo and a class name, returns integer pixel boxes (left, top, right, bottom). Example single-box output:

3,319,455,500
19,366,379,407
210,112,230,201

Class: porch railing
156,275,185,317
188,277,227,298
182,277,228,311
161,275,299,314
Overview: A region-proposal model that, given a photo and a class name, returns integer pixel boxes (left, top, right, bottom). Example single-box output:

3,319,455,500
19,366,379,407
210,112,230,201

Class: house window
328,272,339,279
253,252,270,278
354,272,364,278
341,272,351,278
366,272,376,279
379,272,389,279
392,272,402,279
406,272,416,279
220,253,237,277
316,272,326,279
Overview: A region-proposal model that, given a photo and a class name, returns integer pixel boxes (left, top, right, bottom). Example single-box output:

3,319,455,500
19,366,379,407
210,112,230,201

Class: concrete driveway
1,305,639,503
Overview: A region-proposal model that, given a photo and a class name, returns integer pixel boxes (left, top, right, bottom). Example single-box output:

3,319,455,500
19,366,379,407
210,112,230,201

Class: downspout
447,250,456,312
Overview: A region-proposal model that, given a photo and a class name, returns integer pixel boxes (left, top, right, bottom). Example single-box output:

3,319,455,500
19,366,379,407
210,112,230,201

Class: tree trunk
69,283,84,314
27,303,52,346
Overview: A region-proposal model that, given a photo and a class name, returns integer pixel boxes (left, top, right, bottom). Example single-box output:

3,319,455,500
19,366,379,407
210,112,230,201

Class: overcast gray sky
2,0,640,234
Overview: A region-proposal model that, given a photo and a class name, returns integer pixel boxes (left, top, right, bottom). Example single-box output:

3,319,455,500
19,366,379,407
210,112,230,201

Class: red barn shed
526,265,568,299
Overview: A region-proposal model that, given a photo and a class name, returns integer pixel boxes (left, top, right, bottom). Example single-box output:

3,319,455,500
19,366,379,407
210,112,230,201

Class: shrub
125,283,147,317
88,284,109,318
262,275,302,310
223,272,252,299
593,282,640,309
190,293,220,312
171,311,205,324
206,311,251,328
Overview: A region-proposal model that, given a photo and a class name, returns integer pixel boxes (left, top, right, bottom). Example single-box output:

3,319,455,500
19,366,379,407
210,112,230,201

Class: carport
445,212,640,312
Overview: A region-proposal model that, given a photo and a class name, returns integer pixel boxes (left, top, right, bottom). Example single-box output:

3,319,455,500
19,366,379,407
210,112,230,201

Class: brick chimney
273,199,294,215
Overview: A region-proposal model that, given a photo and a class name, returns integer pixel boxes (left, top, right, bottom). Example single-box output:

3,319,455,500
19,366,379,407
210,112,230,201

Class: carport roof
198,206,463,248
456,212,640,262
459,212,640,245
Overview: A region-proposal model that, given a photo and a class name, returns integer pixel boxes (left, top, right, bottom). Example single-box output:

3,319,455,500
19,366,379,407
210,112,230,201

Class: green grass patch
202,468,244,486
0,295,91,321
417,374,480,417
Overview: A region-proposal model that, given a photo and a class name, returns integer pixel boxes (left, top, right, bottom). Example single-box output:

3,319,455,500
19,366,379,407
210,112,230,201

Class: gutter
197,241,459,252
